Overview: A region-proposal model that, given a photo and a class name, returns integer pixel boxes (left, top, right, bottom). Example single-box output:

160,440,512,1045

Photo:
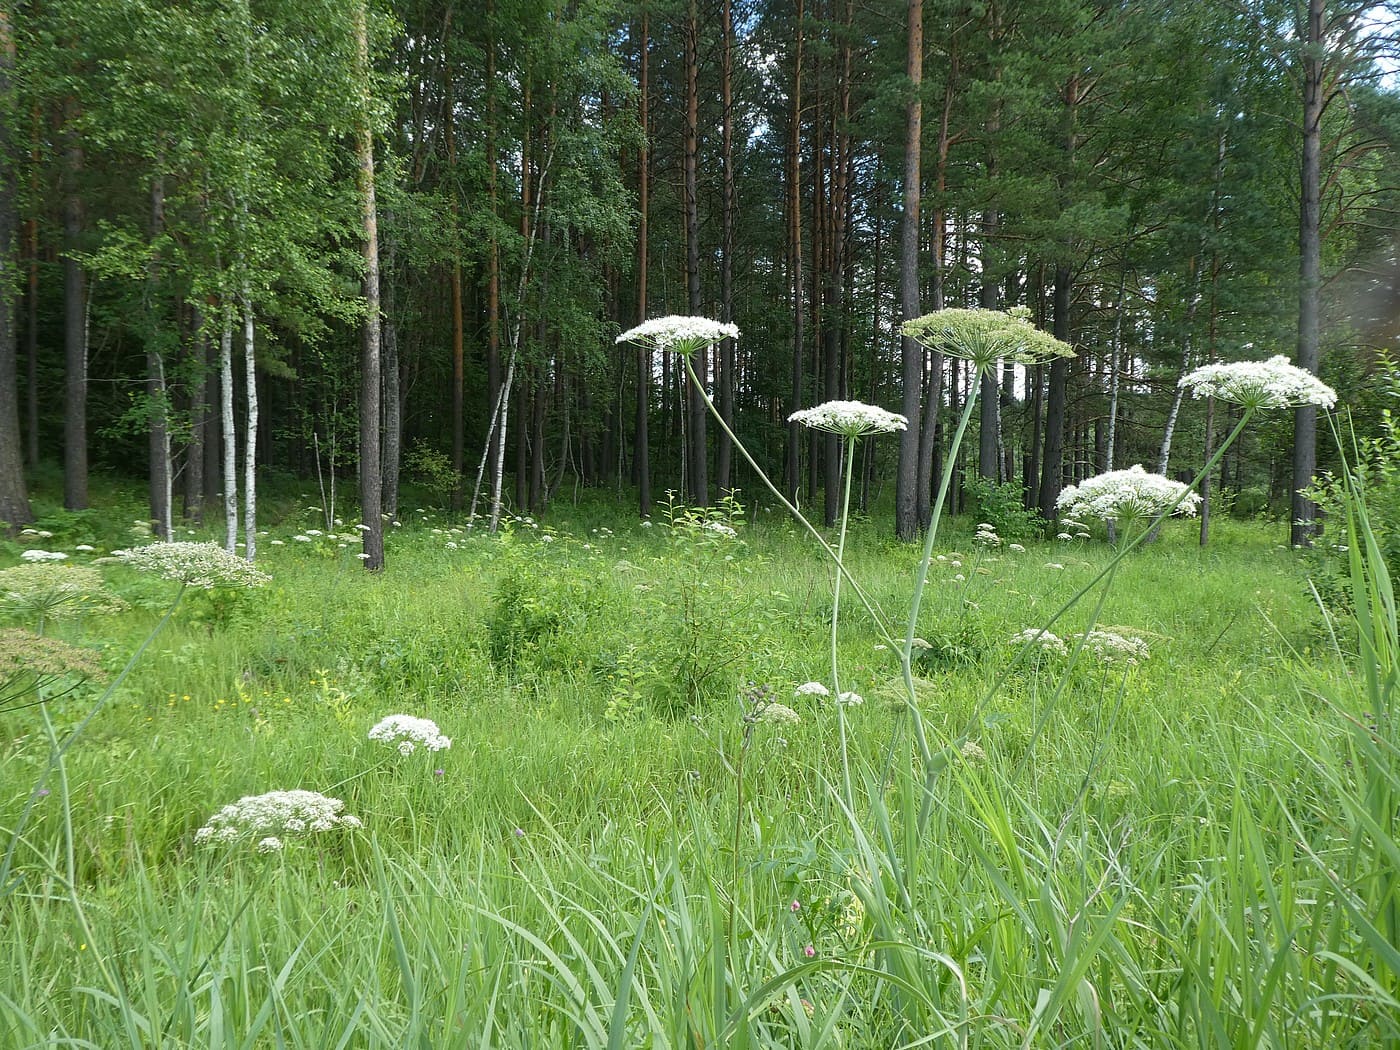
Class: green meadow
2,482,1395,1048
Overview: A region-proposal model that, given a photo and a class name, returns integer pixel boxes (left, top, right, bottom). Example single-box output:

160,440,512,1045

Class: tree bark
356,0,384,570
1292,0,1324,547
716,0,736,494
147,175,172,540
446,12,465,513
682,0,707,507
784,0,805,504
634,8,651,518
895,0,923,541
183,314,207,524
220,309,237,553
1037,265,1071,520
241,291,257,561
63,108,87,511
0,7,32,529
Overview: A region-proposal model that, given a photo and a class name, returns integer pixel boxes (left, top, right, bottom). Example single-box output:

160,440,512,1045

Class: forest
2,0,1397,549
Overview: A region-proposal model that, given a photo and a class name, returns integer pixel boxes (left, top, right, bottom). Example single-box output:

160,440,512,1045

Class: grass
1,485,1394,1048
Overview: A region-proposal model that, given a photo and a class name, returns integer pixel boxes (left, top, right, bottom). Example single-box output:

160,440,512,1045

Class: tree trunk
784,0,804,504
446,18,464,513
147,175,172,541
1037,265,1071,520
383,231,402,520
183,315,207,524
241,292,258,560
485,2,503,495
356,0,384,570
63,114,87,511
634,8,651,518
220,309,237,553
0,7,32,529
895,0,923,541
716,0,736,494
682,0,707,507
1292,0,1324,547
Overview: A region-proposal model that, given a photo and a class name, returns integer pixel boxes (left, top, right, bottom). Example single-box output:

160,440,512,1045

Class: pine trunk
716,0,736,494
895,0,923,541
682,0,707,507
1292,0,1324,547
0,8,31,529
63,115,87,511
634,9,651,518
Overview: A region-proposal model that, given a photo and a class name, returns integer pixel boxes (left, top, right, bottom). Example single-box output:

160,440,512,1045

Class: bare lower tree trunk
184,318,207,523
682,0,707,507
1292,0,1324,547
63,116,87,511
716,0,736,494
242,293,258,561
784,0,804,504
635,8,651,518
356,0,384,570
1037,265,1071,520
1200,395,1215,546
147,175,172,540
383,284,401,521
895,0,923,541
220,308,237,552
0,12,32,530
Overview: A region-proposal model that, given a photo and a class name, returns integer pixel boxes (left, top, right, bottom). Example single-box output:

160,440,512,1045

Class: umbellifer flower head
368,713,452,753
194,789,361,850
1010,628,1069,656
753,702,801,726
1079,629,1150,665
900,307,1074,370
1055,465,1200,527
616,315,739,357
1179,355,1336,410
794,681,830,698
0,564,128,620
788,400,908,438
110,541,270,589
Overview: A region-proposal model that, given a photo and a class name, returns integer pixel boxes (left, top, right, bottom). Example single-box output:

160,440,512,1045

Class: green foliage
401,440,458,499
962,474,1046,540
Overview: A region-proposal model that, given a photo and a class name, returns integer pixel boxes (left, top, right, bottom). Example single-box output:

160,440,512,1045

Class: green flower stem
682,354,897,646
832,436,858,809
897,374,984,785
912,406,1256,835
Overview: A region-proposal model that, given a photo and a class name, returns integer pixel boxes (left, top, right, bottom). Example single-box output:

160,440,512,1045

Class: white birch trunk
242,292,257,561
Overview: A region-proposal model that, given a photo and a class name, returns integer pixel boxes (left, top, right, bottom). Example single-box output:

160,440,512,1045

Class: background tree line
1,0,1397,554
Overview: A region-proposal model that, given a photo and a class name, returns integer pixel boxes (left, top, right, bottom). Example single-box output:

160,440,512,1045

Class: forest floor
2,479,1394,1047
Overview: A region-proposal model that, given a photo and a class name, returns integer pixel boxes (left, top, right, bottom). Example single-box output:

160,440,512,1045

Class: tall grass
0,484,1393,1045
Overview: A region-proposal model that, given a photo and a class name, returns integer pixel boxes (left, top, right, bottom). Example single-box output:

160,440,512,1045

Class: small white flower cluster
19,528,55,539
1010,628,1069,656
836,691,863,706
788,400,908,438
795,681,830,697
1079,630,1150,665
1056,465,1201,526
194,789,361,850
616,315,739,355
701,520,739,539
368,714,452,754
1008,542,1026,553
20,550,68,562
974,523,1000,546
111,542,270,588
1180,355,1336,410
755,702,802,726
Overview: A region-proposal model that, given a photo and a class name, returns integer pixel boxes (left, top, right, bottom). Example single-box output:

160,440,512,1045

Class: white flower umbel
1010,628,1069,657
1056,465,1201,529
1080,629,1150,665
1180,355,1336,410
368,714,452,753
111,541,270,588
788,400,908,438
794,681,830,698
754,702,801,726
20,550,68,562
900,307,1074,370
194,789,361,850
615,315,739,357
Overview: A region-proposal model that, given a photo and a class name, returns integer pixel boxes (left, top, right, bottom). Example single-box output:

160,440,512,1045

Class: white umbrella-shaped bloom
900,307,1074,370
1056,465,1201,527
1179,355,1336,410
615,315,739,357
788,400,908,438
